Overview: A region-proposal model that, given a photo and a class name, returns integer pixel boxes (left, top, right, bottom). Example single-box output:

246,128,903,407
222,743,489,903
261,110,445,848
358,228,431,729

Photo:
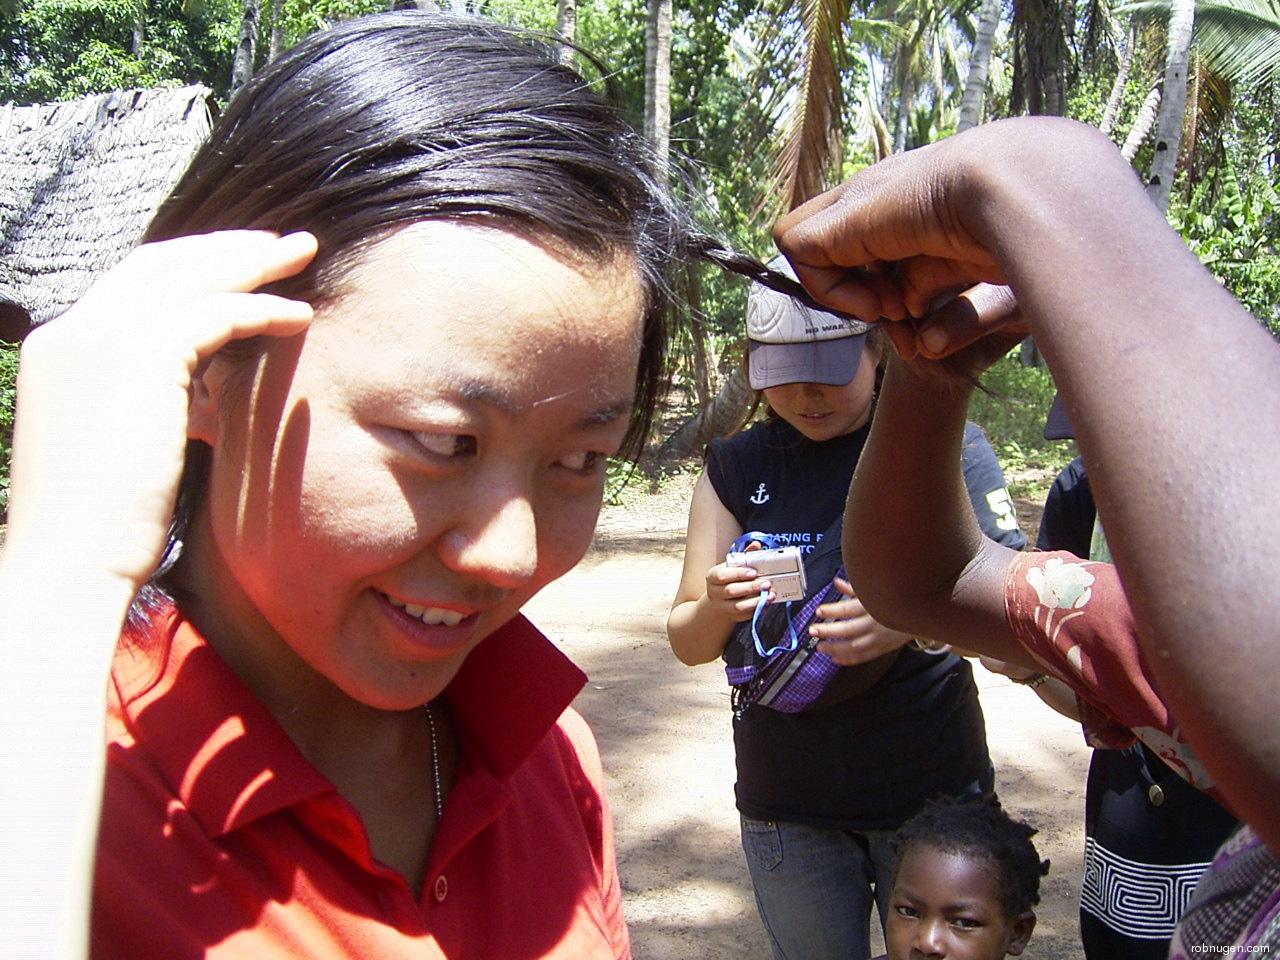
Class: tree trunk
683,272,713,412
556,0,577,65
892,65,913,153
876,53,895,130
1099,18,1137,139
956,0,1001,133
868,94,892,161
268,0,284,62
644,0,673,178
1147,0,1194,213
230,0,261,97
1043,61,1064,115
1121,84,1161,162
1184,47,1202,185
663,361,753,459
132,0,145,57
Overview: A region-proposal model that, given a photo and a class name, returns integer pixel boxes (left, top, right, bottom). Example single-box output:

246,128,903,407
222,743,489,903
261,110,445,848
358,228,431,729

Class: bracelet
1011,673,1048,689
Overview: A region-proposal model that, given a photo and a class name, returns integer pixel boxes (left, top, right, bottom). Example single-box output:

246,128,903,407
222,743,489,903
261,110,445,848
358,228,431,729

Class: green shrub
1,342,18,518
968,350,1074,501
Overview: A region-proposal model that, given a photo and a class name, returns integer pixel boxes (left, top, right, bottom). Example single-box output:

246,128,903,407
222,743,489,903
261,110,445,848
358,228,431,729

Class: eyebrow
896,890,987,913
452,377,634,428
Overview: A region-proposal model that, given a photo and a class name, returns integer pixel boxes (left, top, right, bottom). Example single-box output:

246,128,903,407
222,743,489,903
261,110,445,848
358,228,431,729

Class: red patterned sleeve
1003,551,1216,793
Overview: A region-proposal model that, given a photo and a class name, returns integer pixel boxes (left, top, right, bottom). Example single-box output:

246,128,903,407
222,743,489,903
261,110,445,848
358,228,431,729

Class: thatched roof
0,85,212,334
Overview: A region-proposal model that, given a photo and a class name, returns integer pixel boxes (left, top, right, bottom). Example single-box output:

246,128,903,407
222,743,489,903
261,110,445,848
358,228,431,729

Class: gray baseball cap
747,257,872,390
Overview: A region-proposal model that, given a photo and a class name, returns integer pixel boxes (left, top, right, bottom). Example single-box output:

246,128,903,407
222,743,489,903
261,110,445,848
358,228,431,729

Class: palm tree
269,0,285,61
1121,83,1162,159
762,0,856,210
1147,0,1195,211
230,0,261,96
644,0,673,178
957,0,1003,131
132,0,146,57
1121,0,1280,206
1100,17,1139,137
1123,0,1280,86
556,0,577,65
1010,0,1068,115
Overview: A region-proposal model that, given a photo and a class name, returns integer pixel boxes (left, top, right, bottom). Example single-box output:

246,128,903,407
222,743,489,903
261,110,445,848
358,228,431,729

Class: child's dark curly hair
892,796,1050,918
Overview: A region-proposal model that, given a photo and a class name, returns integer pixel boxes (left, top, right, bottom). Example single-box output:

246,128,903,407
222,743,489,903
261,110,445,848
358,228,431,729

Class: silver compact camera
726,546,808,604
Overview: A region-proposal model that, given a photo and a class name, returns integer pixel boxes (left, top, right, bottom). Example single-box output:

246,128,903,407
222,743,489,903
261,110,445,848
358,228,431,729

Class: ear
1004,911,1036,956
187,357,234,445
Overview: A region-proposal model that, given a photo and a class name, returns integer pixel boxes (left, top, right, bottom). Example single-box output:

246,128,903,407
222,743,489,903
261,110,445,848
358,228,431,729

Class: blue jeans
740,815,896,960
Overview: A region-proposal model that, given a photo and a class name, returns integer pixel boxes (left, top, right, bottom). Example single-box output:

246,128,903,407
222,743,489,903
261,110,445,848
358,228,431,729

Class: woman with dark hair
0,12,783,958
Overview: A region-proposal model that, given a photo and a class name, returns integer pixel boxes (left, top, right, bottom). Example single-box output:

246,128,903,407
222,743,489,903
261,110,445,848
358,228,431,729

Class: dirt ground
523,474,1089,960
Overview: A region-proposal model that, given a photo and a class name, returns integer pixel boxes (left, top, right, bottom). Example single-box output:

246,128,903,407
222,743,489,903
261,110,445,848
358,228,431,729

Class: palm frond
851,79,894,159
762,0,854,213
1120,0,1280,85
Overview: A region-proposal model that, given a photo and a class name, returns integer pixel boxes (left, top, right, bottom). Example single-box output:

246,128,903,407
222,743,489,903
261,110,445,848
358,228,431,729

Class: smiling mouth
382,594,471,627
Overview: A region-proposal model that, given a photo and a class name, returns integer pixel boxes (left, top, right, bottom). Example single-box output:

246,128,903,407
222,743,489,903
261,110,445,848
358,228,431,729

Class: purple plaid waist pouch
725,571,849,715
722,514,900,717
723,516,902,717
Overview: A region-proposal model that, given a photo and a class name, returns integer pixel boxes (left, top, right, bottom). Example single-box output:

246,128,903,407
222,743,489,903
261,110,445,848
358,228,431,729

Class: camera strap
750,587,799,657
731,531,802,657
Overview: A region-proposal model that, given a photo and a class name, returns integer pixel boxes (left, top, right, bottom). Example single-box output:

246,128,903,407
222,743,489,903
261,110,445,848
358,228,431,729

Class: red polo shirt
92,607,630,959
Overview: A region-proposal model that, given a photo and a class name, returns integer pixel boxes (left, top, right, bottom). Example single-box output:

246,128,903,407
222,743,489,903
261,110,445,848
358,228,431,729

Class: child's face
886,844,1034,960
762,340,879,442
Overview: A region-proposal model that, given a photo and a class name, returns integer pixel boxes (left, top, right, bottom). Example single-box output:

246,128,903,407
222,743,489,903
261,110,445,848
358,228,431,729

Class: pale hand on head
3,230,317,593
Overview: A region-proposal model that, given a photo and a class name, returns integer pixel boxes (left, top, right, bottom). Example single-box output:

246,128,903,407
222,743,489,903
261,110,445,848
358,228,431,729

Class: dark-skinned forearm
845,357,1034,667
965,122,1280,845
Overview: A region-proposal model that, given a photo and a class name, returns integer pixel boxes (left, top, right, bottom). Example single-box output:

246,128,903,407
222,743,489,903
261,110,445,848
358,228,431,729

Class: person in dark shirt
1005,408,1237,959
666,265,1025,960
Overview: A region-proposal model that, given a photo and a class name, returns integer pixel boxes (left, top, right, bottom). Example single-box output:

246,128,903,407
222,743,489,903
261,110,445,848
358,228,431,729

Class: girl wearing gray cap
667,266,1026,960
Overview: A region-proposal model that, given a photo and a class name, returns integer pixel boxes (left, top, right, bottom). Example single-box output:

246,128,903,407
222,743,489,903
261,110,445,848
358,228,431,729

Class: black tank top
706,417,1024,829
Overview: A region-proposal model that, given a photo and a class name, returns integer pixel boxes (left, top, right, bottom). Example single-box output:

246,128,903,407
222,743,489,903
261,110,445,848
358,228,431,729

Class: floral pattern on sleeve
1004,550,1215,793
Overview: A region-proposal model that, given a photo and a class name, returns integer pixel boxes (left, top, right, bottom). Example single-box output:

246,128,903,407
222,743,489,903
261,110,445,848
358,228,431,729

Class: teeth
386,596,465,627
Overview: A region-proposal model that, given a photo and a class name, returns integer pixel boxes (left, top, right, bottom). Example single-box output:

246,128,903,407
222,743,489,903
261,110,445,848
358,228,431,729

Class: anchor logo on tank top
749,483,770,505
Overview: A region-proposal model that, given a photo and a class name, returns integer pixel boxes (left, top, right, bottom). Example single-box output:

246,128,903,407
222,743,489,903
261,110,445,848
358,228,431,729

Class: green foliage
1064,31,1161,137
0,343,19,517
1169,160,1280,336
969,352,1074,497
1122,0,1280,88
273,0,384,52
0,0,241,103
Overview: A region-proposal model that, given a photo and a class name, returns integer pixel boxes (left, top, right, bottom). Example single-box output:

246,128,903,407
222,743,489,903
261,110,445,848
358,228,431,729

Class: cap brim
1043,392,1074,441
749,334,865,390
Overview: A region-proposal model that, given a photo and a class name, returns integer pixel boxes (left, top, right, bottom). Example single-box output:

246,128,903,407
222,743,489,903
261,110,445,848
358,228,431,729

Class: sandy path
523,477,1090,960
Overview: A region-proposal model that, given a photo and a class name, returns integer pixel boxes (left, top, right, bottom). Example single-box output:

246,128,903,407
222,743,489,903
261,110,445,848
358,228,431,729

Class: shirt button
433,875,448,903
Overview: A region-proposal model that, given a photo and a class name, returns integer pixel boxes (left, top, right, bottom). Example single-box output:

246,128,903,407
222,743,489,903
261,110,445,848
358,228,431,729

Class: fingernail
921,326,949,356
281,300,314,320
280,231,319,253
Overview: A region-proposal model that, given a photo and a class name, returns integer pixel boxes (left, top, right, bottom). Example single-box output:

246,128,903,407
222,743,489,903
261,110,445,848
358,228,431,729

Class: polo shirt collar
113,608,586,838
443,614,587,781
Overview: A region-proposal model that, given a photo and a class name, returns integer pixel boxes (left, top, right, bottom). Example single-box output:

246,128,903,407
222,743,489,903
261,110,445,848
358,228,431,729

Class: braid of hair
684,234,868,329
